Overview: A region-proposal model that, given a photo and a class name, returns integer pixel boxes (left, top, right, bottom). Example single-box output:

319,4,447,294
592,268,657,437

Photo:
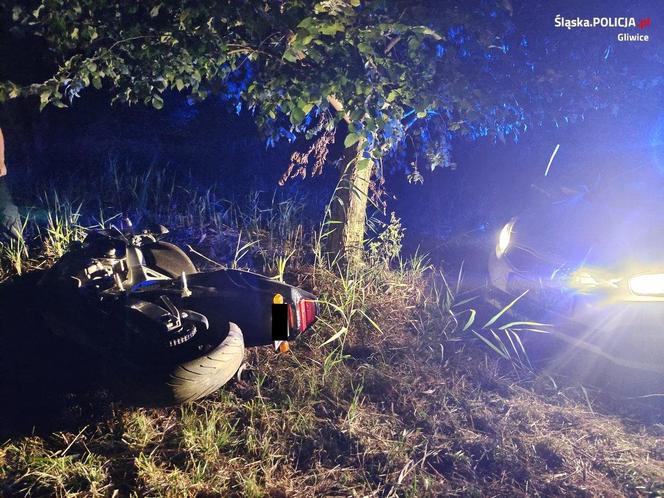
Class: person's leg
0,176,19,238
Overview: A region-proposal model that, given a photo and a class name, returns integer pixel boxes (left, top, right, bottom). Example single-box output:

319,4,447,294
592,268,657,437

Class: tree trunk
324,142,371,267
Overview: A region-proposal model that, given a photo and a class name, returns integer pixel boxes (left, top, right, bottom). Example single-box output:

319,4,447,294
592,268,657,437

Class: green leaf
417,26,443,40
297,18,315,30
498,321,551,331
356,158,372,171
356,309,383,334
462,309,476,331
290,106,305,125
482,290,528,328
357,42,371,54
344,133,360,148
8,85,21,99
301,102,315,114
39,90,51,111
283,50,298,63
321,326,347,346
472,330,510,360
320,23,344,36
151,94,164,110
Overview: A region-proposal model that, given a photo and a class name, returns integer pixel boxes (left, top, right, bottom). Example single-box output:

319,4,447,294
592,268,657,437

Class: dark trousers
0,176,19,235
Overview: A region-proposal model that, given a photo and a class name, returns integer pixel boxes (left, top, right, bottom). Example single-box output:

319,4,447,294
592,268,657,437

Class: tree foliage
0,0,656,176
0,2,511,166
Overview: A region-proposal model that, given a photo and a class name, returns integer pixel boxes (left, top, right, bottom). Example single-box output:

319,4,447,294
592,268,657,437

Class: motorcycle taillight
297,298,318,332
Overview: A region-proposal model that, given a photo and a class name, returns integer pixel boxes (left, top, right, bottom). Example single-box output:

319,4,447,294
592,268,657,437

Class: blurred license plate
272,303,289,341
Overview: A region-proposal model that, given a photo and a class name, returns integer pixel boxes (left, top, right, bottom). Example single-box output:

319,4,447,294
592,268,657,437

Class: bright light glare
573,271,598,288
628,273,664,296
496,222,513,257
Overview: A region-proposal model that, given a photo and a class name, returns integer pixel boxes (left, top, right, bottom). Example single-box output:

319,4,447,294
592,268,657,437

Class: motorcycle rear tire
119,322,245,405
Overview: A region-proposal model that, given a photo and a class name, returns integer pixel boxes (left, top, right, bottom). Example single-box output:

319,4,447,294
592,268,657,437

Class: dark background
3,91,664,266
1,0,663,263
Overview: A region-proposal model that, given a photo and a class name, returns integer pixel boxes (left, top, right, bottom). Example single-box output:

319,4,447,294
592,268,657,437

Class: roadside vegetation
1,164,663,497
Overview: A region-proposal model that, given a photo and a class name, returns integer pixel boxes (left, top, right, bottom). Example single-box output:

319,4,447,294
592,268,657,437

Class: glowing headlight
628,273,664,296
496,221,514,258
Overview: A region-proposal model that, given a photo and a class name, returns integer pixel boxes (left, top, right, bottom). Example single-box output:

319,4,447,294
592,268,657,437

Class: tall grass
1,156,542,377
1,159,660,498
3,439,109,497
41,193,85,259
0,214,29,276
417,265,551,371
316,262,384,348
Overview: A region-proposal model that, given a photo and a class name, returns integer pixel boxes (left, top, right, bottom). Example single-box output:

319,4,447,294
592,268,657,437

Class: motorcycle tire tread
165,322,245,404
121,323,244,405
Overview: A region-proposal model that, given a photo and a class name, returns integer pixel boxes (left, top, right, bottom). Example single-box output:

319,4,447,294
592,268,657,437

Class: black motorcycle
37,225,318,404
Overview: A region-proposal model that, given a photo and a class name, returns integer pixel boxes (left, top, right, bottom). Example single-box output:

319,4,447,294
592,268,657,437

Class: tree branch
384,35,402,55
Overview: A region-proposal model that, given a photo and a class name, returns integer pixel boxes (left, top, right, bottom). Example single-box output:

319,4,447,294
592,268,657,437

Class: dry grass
2,259,662,497
1,166,663,497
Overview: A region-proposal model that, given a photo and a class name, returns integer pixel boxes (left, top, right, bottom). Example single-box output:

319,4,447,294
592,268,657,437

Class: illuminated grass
0,214,29,276
0,163,662,497
41,194,85,259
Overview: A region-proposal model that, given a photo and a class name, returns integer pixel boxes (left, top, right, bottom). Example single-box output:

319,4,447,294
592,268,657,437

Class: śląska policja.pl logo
554,15,651,42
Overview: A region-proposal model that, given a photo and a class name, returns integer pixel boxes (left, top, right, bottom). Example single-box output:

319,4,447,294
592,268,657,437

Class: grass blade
482,290,528,328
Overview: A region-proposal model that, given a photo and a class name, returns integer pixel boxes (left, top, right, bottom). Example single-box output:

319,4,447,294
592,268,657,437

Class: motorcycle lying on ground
37,225,318,405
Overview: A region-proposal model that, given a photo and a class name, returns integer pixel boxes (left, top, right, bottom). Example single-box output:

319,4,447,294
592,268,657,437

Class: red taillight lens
287,305,296,329
297,299,318,332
